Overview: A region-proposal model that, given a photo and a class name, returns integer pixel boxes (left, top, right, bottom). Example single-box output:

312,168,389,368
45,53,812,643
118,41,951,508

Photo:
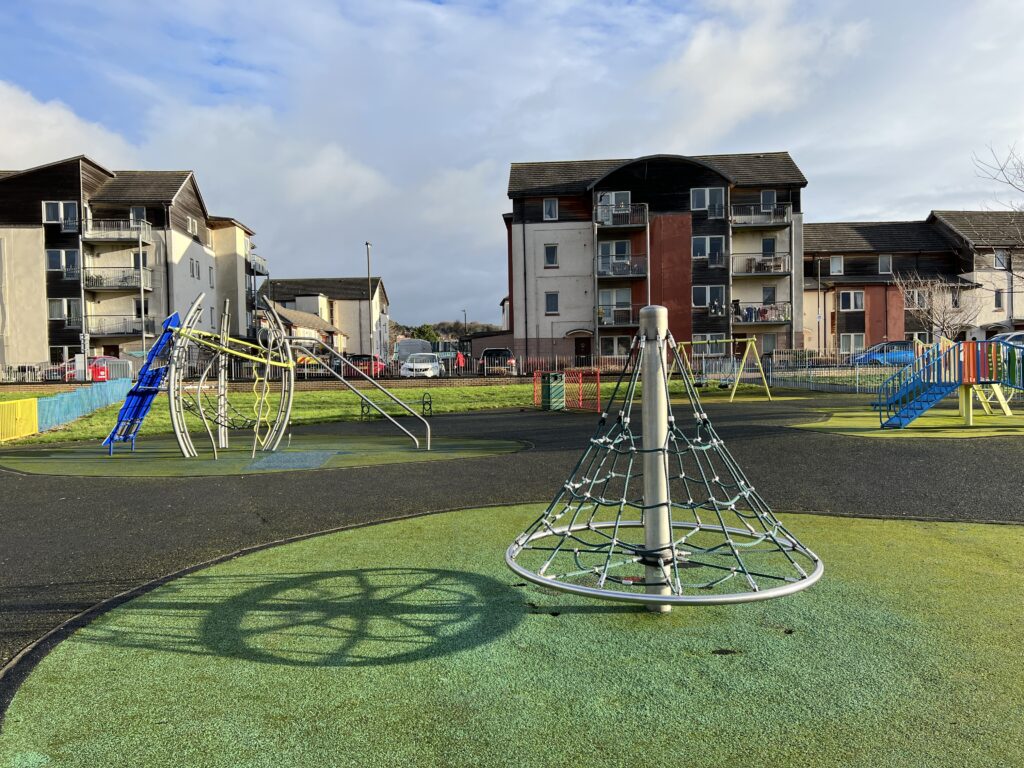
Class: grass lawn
1,506,1020,768
794,399,1024,438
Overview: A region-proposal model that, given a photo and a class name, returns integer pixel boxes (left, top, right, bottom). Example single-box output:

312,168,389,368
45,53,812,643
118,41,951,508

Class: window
595,191,631,224
692,285,726,313
906,331,931,344
830,255,844,275
47,298,63,320
905,289,926,309
994,249,1009,270
132,251,148,269
544,291,559,315
761,333,777,354
600,335,632,356
995,289,1003,309
598,288,631,324
878,254,892,274
951,288,960,309
133,298,150,318
42,201,78,230
691,187,725,217
209,266,215,288
760,190,777,213
544,244,558,268
840,290,864,311
542,198,558,221
693,333,727,356
48,298,80,320
210,307,216,326
761,237,777,256
189,258,195,278
130,206,146,225
762,286,777,304
46,249,79,276
840,333,866,354
692,236,726,264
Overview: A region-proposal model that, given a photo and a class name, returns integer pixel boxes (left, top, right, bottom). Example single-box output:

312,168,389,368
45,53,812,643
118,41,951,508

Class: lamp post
365,241,373,357
462,308,467,339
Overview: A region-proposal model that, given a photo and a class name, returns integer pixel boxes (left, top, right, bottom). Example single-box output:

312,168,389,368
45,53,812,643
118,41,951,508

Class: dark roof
262,277,387,303
265,300,343,335
931,210,1024,248
803,221,953,253
91,171,193,204
814,274,976,288
507,152,805,197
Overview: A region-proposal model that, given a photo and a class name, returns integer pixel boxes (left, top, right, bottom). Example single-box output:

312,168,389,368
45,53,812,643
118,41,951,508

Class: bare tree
892,271,982,341
974,145,1024,211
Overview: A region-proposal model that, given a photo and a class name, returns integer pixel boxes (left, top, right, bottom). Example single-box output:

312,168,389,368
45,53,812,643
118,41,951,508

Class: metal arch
168,294,206,458
258,297,295,453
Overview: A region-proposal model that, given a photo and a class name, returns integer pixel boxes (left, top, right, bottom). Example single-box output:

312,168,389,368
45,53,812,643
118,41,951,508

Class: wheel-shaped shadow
78,567,525,668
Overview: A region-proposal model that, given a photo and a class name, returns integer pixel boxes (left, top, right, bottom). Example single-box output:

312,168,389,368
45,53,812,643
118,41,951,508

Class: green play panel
0,435,523,477
1,506,1021,767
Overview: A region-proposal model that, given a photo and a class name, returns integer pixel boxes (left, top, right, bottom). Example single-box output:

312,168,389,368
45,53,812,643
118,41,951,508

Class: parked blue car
852,341,917,366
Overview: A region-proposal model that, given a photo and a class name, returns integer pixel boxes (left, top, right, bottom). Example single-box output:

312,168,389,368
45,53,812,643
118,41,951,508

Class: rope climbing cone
506,305,824,609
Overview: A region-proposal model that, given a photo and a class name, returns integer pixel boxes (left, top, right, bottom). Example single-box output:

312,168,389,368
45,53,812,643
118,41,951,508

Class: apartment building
261,278,390,358
802,221,966,351
504,153,806,360
929,211,1024,338
0,155,268,367
802,212,1024,352
264,299,346,351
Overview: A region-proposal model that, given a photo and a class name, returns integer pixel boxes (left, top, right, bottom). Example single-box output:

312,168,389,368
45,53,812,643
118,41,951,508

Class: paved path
2,396,1022,679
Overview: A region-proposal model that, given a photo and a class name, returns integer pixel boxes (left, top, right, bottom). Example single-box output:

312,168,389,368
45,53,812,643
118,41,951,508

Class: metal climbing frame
507,305,823,609
286,337,431,450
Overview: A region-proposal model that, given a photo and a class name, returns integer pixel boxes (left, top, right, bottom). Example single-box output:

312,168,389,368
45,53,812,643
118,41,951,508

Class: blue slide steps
102,313,180,454
880,381,958,428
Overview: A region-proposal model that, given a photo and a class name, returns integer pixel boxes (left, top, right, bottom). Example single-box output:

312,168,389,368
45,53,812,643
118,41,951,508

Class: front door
574,337,591,366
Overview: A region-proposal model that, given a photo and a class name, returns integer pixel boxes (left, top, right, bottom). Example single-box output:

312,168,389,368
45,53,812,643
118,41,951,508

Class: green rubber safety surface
793,401,1024,438
0,435,523,477
2,506,1021,768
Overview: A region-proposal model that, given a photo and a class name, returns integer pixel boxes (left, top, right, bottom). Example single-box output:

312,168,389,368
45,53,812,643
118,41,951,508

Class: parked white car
400,353,445,378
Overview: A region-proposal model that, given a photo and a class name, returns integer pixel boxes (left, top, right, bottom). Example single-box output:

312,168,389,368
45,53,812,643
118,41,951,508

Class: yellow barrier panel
0,398,39,442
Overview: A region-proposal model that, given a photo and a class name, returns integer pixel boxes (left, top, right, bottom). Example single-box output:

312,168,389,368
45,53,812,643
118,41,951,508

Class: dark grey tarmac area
2,392,1022,708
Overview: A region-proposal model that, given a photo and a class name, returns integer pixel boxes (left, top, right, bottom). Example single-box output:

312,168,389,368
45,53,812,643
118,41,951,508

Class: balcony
82,219,154,244
597,255,647,279
86,315,157,336
731,204,792,227
594,204,647,228
84,266,153,292
597,304,642,327
732,253,792,276
248,253,269,275
731,301,792,324
64,315,83,329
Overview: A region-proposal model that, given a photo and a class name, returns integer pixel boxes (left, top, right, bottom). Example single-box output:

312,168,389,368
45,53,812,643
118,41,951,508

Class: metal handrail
596,254,647,277
593,203,648,226
875,342,960,426
732,254,792,273
288,338,431,450
730,301,792,322
83,218,154,242
83,266,153,290
731,204,792,225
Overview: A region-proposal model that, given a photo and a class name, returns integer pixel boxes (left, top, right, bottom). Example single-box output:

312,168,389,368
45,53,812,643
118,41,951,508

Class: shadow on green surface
80,568,530,668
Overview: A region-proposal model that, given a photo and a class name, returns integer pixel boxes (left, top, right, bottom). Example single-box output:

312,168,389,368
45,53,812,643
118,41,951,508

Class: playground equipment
532,368,601,412
104,294,429,457
874,340,1024,428
678,336,772,402
506,306,822,610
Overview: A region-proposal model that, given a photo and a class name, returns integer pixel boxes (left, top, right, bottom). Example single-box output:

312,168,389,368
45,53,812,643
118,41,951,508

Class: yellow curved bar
175,329,295,368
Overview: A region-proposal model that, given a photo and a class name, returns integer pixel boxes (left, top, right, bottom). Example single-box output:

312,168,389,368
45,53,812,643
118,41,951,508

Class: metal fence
1,359,135,384
765,349,901,394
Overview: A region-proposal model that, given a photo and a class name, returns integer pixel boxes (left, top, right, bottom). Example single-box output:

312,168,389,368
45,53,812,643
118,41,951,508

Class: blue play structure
873,340,1024,428
102,313,180,453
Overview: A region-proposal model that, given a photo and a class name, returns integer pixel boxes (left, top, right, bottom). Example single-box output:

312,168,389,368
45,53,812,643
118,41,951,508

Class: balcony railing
86,315,157,336
731,301,793,324
597,304,643,326
64,315,83,329
594,204,648,227
83,267,153,291
83,219,154,243
597,255,647,278
248,253,269,275
60,266,81,281
732,253,792,275
731,204,792,227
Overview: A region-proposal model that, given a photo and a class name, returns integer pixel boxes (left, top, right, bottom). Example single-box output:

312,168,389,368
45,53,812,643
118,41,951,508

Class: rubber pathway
2,397,1022,678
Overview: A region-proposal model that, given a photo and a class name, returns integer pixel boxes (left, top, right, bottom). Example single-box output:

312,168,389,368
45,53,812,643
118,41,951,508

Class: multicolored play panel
1,506,1021,767
0,435,523,477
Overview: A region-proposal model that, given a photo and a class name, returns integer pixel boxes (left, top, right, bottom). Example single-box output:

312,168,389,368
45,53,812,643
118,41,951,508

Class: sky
1,0,1023,324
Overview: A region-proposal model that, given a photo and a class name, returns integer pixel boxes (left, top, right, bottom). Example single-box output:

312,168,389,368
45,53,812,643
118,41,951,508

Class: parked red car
46,356,119,382
347,354,386,378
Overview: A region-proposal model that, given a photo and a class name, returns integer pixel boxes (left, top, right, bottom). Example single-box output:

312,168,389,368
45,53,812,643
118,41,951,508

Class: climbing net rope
506,329,823,605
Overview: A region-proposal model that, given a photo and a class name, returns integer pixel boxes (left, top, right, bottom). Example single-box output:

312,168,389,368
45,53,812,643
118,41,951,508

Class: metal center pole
640,305,671,612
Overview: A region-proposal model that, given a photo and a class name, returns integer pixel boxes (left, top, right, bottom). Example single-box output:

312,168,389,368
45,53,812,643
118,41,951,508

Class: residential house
0,155,268,367
802,221,966,352
264,299,345,351
261,278,390,358
505,153,806,361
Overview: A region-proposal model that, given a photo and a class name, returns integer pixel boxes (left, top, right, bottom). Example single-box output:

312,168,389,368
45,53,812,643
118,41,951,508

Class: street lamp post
365,241,373,357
